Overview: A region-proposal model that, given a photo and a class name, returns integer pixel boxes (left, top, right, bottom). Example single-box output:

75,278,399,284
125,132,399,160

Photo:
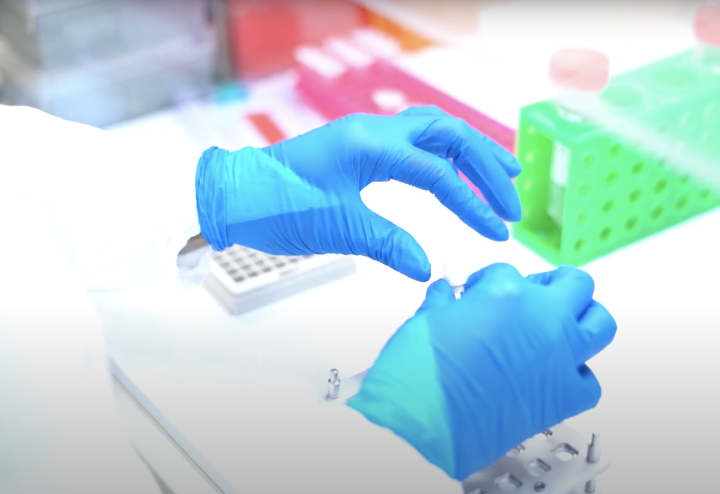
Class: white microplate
204,245,356,315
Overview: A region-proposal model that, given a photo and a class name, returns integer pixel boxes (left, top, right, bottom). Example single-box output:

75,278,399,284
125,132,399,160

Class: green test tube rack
513,48,720,266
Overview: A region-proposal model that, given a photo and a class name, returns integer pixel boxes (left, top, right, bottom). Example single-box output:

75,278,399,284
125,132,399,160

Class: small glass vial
547,48,610,229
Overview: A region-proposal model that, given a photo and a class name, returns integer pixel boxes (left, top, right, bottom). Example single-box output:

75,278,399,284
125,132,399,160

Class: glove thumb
415,279,456,314
356,207,431,282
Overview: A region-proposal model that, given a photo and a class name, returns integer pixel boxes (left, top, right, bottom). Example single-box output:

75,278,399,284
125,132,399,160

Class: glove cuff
195,147,231,251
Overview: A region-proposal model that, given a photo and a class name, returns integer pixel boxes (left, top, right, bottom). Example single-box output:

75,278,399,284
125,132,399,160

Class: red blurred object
695,4,720,47
296,58,517,153
247,112,286,145
226,0,366,79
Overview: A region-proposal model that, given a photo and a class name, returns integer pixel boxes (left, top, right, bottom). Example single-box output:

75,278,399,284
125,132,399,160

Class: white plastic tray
204,244,357,315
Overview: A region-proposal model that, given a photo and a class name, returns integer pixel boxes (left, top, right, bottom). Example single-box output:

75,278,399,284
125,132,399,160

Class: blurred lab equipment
349,264,616,481
195,111,520,283
293,28,517,152
514,5,720,267
225,0,365,79
0,0,217,127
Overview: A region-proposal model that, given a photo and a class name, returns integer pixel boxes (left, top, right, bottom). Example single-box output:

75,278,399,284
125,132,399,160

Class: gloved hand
348,264,617,480
195,107,521,281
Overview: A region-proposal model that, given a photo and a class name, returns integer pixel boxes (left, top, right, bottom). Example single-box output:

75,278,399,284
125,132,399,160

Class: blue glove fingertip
505,191,523,222
499,152,523,178
403,256,432,282
416,279,455,314
486,217,510,242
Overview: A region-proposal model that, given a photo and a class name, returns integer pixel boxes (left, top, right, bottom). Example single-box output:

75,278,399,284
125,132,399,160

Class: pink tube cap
550,48,610,93
695,4,720,47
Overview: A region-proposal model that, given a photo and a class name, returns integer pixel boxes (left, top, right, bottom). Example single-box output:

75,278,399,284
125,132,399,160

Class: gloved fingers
525,270,557,286
391,147,508,240
569,300,617,366
536,266,595,318
415,279,456,314
398,105,449,118
411,117,522,221
575,364,602,411
398,107,522,179
464,263,523,293
356,207,432,282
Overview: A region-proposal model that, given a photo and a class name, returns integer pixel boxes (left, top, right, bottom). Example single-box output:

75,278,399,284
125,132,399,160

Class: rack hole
700,189,710,200
495,474,522,492
523,180,533,191
629,189,642,204
605,172,619,186
553,443,579,462
581,153,595,168
574,239,585,252
525,151,535,163
578,183,590,198
576,212,586,225
602,200,615,213
600,228,612,241
631,162,644,176
652,67,698,90
609,144,621,158
651,206,664,220
654,179,668,194
527,459,552,477
676,196,688,210
601,85,644,108
626,216,638,231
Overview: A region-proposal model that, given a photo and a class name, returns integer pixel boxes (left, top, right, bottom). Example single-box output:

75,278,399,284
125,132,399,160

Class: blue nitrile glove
195,107,521,281
348,264,617,480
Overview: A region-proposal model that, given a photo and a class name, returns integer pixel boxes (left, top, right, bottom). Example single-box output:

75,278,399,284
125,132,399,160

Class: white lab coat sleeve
0,104,209,292
0,166,162,493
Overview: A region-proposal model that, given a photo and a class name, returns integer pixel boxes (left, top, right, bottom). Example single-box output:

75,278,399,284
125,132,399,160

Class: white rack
462,422,609,494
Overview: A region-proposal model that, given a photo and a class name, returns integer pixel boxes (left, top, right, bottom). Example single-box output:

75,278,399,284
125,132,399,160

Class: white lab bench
100,4,720,492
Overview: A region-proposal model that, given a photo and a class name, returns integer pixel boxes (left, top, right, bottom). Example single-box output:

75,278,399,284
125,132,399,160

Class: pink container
295,58,516,153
